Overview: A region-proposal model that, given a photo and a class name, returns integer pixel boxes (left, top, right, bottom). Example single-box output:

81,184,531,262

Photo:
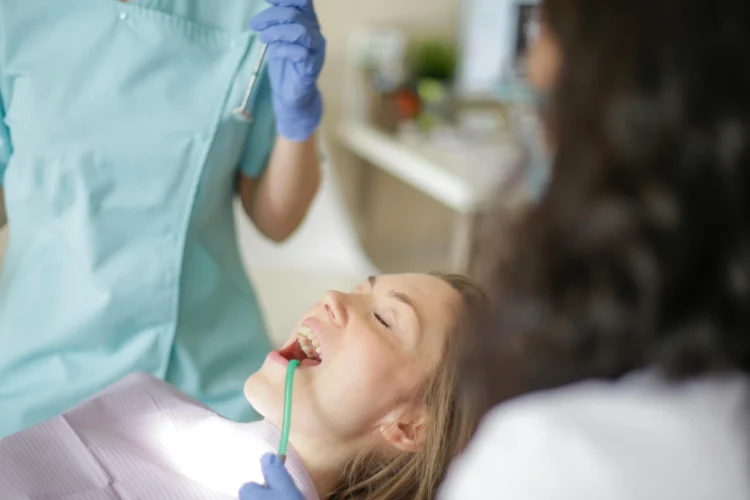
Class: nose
322,290,348,327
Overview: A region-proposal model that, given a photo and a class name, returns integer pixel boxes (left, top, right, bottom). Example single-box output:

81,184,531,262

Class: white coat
440,372,750,500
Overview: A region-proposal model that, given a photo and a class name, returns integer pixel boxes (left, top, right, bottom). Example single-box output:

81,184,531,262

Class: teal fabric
0,89,9,184
0,0,278,438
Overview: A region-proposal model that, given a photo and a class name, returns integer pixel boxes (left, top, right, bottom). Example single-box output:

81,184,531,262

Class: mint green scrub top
0,0,277,437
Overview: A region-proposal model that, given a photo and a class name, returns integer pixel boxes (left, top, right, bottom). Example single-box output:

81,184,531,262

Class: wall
315,0,462,245
316,0,461,133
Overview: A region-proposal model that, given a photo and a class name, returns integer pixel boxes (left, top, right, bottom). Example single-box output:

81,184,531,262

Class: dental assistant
0,0,325,438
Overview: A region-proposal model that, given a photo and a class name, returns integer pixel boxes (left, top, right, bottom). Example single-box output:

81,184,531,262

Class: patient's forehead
356,273,453,297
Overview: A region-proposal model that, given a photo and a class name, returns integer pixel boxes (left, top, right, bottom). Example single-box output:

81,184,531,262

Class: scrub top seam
104,0,252,47
164,38,255,355
218,40,266,299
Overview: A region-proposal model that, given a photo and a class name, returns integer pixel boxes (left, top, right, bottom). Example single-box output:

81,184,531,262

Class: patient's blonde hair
330,273,487,500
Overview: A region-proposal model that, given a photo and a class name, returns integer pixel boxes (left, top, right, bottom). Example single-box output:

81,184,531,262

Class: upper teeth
297,325,322,360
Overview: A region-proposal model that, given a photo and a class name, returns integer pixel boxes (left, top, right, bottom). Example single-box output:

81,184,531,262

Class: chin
243,369,281,423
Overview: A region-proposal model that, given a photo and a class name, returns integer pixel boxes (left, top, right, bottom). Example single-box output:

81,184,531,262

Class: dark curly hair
461,0,750,418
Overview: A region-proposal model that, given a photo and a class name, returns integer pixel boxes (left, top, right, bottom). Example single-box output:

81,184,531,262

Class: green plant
409,40,457,82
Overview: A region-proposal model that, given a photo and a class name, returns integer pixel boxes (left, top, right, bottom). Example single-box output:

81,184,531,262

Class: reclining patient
0,273,485,500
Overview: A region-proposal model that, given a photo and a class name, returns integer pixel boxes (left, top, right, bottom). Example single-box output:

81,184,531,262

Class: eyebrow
368,276,423,331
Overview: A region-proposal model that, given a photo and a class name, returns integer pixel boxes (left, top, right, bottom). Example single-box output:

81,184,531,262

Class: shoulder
440,373,750,500
100,371,187,400
440,384,618,500
67,371,213,422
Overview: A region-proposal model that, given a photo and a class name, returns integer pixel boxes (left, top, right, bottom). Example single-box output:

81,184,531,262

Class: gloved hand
238,454,305,500
250,0,326,142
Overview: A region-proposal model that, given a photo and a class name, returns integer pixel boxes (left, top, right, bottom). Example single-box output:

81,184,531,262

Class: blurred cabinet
338,121,523,274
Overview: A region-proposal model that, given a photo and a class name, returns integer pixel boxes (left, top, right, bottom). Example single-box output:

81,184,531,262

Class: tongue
279,341,306,362
278,341,321,367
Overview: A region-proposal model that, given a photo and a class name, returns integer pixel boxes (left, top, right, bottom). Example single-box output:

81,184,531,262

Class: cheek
350,337,406,382
527,34,561,92
335,344,422,407
329,341,394,395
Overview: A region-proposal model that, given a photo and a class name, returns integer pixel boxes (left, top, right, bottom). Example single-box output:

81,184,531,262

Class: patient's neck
286,427,359,497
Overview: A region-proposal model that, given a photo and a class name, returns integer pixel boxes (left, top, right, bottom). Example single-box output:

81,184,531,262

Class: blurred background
322,0,537,275
0,0,540,345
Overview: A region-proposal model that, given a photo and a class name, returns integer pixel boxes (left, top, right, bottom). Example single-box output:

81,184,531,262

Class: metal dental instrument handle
233,43,268,123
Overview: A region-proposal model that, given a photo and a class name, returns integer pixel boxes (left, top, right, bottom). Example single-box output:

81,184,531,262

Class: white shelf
338,120,526,273
338,122,518,214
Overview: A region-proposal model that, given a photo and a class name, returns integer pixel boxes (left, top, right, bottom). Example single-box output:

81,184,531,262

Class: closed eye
374,313,390,328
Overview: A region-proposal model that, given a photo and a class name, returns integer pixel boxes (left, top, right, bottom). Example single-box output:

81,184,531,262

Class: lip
268,350,291,367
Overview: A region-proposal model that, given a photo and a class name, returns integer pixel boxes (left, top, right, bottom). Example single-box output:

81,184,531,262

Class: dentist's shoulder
440,371,750,500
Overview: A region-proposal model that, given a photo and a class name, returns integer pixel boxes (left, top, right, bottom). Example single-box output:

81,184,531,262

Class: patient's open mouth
278,325,323,367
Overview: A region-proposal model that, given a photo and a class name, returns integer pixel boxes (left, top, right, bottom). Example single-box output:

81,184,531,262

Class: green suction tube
278,359,300,458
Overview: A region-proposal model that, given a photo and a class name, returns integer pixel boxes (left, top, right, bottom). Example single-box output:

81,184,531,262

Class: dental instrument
278,359,300,462
257,358,298,490
233,43,268,123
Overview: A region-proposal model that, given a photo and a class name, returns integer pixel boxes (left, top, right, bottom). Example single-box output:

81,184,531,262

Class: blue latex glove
250,0,326,142
238,454,305,500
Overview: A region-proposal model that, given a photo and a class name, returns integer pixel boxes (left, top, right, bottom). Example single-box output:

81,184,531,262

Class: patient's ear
379,403,429,453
